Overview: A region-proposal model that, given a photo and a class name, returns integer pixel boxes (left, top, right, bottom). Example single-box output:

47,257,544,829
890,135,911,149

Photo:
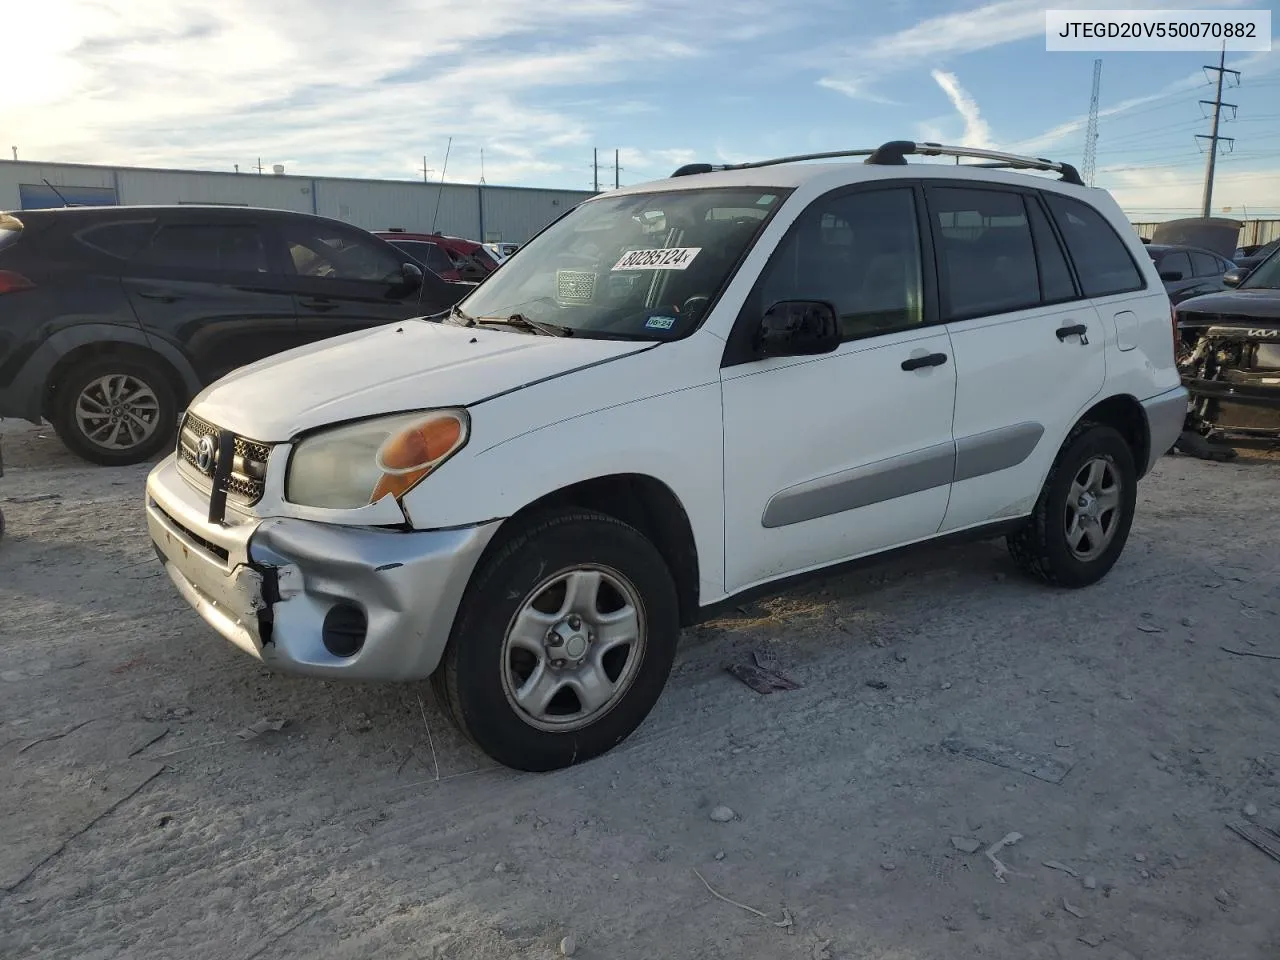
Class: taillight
0,270,34,295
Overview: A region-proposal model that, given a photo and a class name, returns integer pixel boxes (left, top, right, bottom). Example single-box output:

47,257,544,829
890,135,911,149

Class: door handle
299,297,337,312
1056,323,1089,344
901,352,948,371
136,291,179,303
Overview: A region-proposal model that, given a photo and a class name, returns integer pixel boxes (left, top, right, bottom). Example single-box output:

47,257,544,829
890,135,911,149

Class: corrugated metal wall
0,160,593,243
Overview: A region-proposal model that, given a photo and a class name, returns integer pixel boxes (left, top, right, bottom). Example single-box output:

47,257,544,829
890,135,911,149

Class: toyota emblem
196,435,215,473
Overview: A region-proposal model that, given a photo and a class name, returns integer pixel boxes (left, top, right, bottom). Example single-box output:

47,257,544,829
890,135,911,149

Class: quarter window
1190,251,1221,277
929,187,1042,320
1043,193,1144,297
755,187,924,341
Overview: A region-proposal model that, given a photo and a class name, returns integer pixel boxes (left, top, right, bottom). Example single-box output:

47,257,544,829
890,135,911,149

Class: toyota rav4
145,141,1187,772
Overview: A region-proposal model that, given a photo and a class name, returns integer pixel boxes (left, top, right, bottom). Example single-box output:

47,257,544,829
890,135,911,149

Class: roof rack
671,140,1085,187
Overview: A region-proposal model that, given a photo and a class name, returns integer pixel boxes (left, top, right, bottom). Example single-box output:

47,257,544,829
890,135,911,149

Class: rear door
122,216,299,384
277,218,454,339
930,183,1108,533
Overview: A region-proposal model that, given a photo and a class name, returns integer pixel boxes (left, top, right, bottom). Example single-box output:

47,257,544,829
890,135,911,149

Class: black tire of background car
52,356,179,467
433,508,681,772
1006,422,1137,589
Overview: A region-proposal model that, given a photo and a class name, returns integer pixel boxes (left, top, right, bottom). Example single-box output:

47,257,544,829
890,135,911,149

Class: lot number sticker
612,247,702,271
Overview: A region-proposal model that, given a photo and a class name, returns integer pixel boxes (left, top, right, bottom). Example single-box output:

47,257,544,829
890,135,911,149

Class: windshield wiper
475,313,573,337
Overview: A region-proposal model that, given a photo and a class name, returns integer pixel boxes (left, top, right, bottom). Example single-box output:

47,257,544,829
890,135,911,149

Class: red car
375,231,499,283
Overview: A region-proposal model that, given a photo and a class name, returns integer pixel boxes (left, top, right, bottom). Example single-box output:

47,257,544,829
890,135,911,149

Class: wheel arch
39,327,202,421
477,473,702,627
1072,393,1151,478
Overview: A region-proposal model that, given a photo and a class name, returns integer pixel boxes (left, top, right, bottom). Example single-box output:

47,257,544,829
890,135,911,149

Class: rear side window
1026,198,1077,302
929,186,1042,320
75,220,157,260
136,223,270,273
1190,251,1221,277
1160,251,1192,280
1043,194,1144,297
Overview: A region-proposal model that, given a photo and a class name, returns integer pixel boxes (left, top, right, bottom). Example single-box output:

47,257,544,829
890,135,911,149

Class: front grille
177,412,271,506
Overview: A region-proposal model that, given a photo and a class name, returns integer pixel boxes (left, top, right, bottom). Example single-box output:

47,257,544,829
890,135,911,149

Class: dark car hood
1151,217,1241,259
1176,288,1280,327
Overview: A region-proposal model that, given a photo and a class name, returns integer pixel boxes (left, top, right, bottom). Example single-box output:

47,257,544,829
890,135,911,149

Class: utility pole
592,149,600,192
1082,58,1102,187
480,148,486,184
1196,45,1239,218
614,149,622,189
255,157,264,174
421,156,434,182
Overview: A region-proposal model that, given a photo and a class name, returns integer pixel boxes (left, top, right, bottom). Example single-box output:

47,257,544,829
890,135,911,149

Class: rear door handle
299,297,337,312
1056,323,1089,343
136,291,179,303
901,352,948,371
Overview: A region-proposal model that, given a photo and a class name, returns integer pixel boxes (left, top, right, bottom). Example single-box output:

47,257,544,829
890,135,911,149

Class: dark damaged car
1175,247,1280,456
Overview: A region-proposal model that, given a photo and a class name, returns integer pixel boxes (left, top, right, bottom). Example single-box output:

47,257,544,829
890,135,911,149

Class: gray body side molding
761,421,1045,529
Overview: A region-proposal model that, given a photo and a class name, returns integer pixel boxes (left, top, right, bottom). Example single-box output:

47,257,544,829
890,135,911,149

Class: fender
2,323,203,421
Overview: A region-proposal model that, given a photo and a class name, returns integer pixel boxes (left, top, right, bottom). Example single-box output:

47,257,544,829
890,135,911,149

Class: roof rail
670,141,1084,187
863,141,1085,186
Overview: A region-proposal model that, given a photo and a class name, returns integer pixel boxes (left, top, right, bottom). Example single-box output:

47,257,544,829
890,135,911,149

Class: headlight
285,409,469,510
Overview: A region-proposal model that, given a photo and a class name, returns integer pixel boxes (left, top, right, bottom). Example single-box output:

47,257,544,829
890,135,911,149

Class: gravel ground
2,420,1279,960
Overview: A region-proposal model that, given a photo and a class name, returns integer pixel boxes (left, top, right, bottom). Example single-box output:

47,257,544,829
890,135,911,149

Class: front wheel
1007,423,1137,588
434,509,681,772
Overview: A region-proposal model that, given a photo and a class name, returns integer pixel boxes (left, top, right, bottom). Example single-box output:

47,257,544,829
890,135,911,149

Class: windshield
1242,247,1280,289
456,187,788,339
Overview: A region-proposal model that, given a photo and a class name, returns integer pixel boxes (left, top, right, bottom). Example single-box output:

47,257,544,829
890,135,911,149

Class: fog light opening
322,603,367,658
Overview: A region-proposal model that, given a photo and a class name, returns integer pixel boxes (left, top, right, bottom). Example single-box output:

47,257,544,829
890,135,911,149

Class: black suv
0,205,468,465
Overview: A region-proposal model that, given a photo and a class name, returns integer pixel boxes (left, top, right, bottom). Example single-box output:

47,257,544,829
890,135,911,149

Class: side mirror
755,300,840,357
1222,267,1248,288
400,261,424,288
1159,270,1184,282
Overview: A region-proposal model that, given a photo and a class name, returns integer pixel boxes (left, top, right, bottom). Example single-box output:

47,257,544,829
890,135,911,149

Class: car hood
188,320,654,441
1176,288,1280,326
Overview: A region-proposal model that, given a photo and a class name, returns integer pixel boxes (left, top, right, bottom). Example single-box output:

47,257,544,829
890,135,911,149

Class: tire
1006,422,1137,588
51,355,179,466
433,509,681,772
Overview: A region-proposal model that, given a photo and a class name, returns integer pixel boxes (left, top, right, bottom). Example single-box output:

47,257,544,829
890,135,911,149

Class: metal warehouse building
0,160,595,244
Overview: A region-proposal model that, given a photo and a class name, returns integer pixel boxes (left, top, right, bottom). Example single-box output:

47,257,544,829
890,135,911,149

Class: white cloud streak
929,70,993,148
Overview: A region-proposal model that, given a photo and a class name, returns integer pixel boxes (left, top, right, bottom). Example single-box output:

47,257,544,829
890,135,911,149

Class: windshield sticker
645,314,677,330
611,247,702,271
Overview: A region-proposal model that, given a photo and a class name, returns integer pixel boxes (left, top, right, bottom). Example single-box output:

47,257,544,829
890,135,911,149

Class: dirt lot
1,420,1278,960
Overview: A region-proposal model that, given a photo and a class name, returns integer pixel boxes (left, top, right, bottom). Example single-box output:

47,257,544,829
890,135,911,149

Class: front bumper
146,454,501,681
1141,385,1191,473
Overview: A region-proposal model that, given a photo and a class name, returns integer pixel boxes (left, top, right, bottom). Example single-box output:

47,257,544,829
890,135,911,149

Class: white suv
145,141,1187,772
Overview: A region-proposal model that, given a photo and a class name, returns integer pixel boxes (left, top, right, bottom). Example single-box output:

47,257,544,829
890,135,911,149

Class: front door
721,184,958,592
122,218,299,384
277,219,446,342
931,184,1112,532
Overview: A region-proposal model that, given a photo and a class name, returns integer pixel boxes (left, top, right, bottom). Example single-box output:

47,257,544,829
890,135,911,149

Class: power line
1195,45,1241,217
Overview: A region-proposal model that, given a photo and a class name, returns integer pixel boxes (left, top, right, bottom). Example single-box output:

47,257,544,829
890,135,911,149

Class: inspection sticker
612,246,702,271
645,314,677,330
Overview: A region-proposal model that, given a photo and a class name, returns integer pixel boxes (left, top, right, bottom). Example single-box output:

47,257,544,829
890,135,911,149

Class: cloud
4,0,768,186
1099,162,1280,216
818,0,1256,103
929,70,993,148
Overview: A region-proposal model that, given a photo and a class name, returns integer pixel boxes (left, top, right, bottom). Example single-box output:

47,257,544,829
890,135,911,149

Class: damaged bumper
145,454,500,681
1179,323,1280,443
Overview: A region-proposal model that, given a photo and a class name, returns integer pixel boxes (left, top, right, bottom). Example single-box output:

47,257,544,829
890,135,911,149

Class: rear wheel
51,356,178,466
433,509,680,772
1007,423,1137,588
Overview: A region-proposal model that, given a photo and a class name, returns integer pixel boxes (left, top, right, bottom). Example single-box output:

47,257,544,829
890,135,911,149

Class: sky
6,0,1280,220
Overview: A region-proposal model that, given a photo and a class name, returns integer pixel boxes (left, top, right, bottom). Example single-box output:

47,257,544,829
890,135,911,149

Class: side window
135,223,269,273
1026,198,1077,303
423,244,455,275
282,222,404,283
1043,193,1145,297
929,187,1040,320
755,187,924,341
1190,251,1220,277
76,220,157,260
1160,251,1192,280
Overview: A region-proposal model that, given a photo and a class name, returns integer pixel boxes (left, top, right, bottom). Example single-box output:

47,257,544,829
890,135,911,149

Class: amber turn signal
371,413,466,502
